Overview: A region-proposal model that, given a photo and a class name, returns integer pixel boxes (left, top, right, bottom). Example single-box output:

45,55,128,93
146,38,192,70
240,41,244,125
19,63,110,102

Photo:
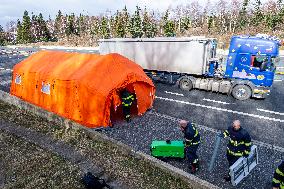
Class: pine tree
141,9,158,38
38,13,51,42
114,11,126,37
66,13,76,36
180,16,191,34
163,10,175,37
266,14,280,31
78,14,86,35
270,0,284,30
277,0,284,28
90,17,100,38
252,0,264,27
142,8,156,38
109,15,115,37
239,0,250,29
207,15,214,33
100,16,111,39
16,20,23,44
21,10,33,43
0,25,5,46
31,13,38,42
54,10,63,39
129,6,143,38
122,6,130,37
47,15,56,42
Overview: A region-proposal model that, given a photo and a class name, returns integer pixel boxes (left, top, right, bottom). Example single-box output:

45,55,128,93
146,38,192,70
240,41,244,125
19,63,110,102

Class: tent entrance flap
109,86,138,125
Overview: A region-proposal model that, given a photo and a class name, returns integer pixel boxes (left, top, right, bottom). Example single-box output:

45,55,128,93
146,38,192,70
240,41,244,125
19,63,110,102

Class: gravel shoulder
102,111,284,189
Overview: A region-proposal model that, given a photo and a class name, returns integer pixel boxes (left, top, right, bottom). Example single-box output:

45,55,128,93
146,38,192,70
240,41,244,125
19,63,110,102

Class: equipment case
150,140,185,158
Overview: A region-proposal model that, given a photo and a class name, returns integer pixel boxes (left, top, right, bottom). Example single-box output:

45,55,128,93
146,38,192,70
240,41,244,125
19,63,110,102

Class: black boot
190,164,197,174
224,175,231,182
126,117,131,123
190,159,199,174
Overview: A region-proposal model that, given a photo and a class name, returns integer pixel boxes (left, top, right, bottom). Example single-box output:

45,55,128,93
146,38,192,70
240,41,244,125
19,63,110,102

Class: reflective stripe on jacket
121,91,135,107
273,161,284,189
223,126,251,157
184,123,201,147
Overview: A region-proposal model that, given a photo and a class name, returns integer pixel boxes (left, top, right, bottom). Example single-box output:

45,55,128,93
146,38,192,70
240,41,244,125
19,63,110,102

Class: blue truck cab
223,35,281,99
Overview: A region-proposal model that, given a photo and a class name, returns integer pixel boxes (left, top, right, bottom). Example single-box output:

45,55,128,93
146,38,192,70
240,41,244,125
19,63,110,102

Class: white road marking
0,80,11,85
155,96,284,123
202,98,230,105
257,108,284,116
164,91,184,96
274,80,283,82
149,111,284,153
0,68,13,72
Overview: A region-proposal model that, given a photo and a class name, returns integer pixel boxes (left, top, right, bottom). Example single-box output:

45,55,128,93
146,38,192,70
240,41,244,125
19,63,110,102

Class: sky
0,0,211,29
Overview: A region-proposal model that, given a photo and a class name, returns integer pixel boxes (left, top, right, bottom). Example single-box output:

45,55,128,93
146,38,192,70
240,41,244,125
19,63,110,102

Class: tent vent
15,75,21,85
41,82,50,94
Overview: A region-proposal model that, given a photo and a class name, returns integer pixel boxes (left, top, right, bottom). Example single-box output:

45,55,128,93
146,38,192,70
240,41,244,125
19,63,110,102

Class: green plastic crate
150,140,185,158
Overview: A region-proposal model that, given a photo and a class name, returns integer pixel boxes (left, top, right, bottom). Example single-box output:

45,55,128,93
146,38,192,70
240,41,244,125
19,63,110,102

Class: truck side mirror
260,61,268,71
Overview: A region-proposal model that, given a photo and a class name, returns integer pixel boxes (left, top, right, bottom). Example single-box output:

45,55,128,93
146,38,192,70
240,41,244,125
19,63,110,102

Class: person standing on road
219,120,252,181
180,120,201,174
272,161,284,189
120,89,135,123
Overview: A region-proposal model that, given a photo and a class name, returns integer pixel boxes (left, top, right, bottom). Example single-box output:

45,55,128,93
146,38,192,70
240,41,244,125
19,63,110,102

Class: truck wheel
232,85,251,100
179,78,193,91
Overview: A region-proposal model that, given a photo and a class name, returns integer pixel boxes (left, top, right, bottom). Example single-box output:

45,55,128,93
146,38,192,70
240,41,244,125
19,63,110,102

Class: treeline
1,0,284,46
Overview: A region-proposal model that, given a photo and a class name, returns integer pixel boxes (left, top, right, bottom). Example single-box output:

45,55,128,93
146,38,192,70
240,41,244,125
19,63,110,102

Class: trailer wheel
179,78,193,91
232,85,251,100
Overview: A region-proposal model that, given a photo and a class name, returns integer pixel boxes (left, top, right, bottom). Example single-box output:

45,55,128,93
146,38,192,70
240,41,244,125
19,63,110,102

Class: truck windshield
252,55,268,68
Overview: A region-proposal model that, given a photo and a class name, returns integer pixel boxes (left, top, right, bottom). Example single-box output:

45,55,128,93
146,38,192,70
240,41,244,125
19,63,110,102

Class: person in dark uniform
220,120,252,181
180,120,201,174
120,89,135,122
273,161,284,189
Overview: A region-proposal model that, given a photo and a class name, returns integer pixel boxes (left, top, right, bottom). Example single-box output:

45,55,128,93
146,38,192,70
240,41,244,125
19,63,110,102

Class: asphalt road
0,46,283,189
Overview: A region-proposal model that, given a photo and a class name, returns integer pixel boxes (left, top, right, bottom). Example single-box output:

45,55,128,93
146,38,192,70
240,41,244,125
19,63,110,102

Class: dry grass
0,100,194,189
0,131,84,189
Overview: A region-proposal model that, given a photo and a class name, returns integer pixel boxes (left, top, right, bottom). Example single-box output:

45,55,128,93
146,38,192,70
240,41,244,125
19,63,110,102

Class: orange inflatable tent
10,51,155,128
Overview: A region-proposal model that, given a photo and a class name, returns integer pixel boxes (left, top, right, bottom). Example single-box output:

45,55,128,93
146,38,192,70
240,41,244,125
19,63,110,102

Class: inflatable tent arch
10,51,156,128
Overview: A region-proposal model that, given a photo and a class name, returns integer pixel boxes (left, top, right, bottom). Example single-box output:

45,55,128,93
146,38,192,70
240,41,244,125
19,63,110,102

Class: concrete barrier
0,90,219,189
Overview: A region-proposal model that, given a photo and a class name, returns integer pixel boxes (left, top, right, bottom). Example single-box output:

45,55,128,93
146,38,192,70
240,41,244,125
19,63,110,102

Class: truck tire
179,78,193,91
232,85,251,100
